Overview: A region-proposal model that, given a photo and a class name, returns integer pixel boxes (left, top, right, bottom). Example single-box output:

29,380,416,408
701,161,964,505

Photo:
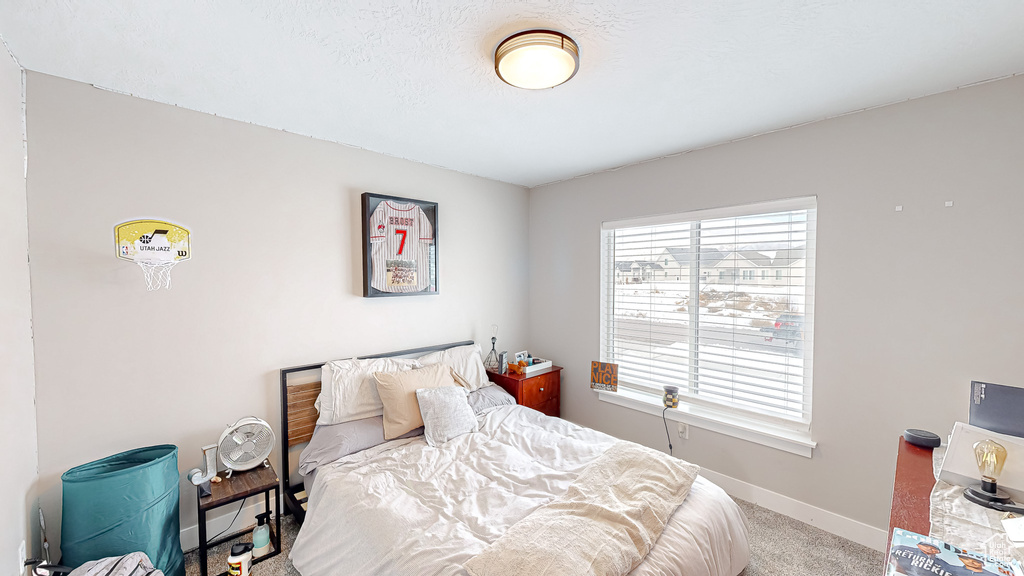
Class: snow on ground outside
611,281,807,419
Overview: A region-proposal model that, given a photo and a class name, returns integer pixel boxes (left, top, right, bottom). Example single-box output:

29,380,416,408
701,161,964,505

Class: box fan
219,416,275,476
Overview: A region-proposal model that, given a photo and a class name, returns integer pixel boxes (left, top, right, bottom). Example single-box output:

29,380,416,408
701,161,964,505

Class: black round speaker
903,429,941,448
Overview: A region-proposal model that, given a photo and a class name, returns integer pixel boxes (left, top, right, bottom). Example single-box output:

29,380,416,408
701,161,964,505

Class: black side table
196,464,281,576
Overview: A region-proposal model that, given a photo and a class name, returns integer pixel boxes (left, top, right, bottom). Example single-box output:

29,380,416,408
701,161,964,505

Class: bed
279,341,750,576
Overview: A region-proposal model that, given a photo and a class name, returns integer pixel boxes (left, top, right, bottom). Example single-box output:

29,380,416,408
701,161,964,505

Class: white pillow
416,386,479,447
417,344,491,391
315,357,421,426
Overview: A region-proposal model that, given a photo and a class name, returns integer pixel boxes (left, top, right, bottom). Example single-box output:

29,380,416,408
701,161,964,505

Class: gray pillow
298,416,422,477
467,385,515,415
416,386,479,447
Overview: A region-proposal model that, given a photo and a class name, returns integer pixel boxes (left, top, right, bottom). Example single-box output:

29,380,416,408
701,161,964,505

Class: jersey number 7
394,229,407,255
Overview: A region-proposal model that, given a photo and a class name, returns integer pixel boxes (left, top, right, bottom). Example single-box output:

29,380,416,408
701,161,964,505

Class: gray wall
1,47,38,575
24,72,530,552
528,74,1024,530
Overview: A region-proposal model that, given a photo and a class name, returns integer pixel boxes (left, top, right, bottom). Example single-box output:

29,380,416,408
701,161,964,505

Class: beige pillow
373,363,458,439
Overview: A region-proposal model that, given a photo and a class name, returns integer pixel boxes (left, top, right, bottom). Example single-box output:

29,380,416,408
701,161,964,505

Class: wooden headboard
278,340,474,520
285,381,321,448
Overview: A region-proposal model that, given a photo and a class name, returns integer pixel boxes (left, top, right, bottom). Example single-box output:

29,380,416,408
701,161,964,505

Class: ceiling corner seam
0,33,23,69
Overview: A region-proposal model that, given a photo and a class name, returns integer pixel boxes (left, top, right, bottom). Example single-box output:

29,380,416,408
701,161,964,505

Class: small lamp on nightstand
483,324,501,372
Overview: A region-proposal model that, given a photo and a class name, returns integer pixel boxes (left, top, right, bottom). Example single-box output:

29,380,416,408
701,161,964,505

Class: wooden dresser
487,366,562,418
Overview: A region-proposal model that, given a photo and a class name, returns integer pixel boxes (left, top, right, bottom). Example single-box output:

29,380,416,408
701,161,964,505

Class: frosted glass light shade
495,30,580,90
974,439,1007,483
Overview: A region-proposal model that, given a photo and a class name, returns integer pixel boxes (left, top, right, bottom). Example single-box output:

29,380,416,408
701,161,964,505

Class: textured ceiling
2,1,1023,187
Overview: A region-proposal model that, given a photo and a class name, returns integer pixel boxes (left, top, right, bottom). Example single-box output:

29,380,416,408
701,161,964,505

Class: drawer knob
540,388,544,392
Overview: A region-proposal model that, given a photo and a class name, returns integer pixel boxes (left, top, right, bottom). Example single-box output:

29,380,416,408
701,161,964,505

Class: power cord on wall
662,407,673,457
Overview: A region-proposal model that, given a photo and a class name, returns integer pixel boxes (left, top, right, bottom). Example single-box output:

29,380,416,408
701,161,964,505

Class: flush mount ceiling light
495,29,580,90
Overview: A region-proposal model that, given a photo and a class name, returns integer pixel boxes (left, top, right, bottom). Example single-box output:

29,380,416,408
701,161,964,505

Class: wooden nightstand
487,366,562,417
196,464,281,576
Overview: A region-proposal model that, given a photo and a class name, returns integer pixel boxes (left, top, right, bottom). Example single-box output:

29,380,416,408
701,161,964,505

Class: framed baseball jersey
361,192,438,297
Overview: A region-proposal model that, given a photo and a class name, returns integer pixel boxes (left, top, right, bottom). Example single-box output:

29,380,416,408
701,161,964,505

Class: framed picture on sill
361,192,438,298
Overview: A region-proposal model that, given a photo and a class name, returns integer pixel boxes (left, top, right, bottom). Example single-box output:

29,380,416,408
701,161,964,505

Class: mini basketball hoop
136,260,178,291
114,219,191,291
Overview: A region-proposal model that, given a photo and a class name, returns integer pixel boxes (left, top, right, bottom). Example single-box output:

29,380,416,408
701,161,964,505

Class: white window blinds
600,197,816,428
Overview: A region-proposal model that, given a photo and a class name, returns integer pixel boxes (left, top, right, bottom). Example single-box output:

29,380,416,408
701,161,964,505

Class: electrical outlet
18,540,26,575
677,423,689,440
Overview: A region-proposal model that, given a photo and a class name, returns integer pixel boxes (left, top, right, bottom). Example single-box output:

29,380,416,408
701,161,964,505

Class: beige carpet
735,499,883,575
185,498,884,576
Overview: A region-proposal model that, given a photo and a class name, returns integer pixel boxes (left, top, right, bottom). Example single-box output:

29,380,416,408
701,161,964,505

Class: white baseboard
180,499,267,553
699,467,888,552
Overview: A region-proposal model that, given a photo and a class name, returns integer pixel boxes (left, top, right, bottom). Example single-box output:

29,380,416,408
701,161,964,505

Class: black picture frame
361,192,438,298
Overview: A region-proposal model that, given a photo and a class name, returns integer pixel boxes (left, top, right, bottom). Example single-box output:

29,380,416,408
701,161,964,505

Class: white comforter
290,406,749,576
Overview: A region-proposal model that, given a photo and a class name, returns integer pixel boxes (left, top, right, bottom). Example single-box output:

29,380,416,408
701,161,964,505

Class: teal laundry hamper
60,444,185,576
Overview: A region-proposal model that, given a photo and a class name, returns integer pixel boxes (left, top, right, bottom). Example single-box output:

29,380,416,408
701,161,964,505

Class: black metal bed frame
277,340,474,521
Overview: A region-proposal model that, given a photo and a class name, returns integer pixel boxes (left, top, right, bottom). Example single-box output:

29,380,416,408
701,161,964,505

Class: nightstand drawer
523,373,559,407
486,365,562,418
532,397,559,418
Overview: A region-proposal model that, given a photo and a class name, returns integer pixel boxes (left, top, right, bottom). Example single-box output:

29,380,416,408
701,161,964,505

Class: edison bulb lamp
963,439,1013,507
976,439,1007,488
495,30,580,90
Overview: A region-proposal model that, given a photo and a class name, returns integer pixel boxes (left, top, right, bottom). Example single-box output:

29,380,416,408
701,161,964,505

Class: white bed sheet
290,405,749,576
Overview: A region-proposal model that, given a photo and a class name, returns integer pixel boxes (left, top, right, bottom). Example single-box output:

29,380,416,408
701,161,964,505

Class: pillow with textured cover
374,363,458,439
315,357,421,426
298,416,423,477
467,385,516,415
416,386,479,447
417,343,491,391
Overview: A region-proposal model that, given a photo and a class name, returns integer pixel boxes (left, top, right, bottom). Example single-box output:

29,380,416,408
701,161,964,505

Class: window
600,197,816,449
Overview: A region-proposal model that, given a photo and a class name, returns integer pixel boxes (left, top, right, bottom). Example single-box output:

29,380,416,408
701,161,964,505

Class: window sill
596,388,816,458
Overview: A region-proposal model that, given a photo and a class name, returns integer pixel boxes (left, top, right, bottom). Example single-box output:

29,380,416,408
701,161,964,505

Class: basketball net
137,260,177,291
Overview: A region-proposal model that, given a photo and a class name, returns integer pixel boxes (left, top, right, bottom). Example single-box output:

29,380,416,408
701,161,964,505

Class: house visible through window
600,197,816,431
